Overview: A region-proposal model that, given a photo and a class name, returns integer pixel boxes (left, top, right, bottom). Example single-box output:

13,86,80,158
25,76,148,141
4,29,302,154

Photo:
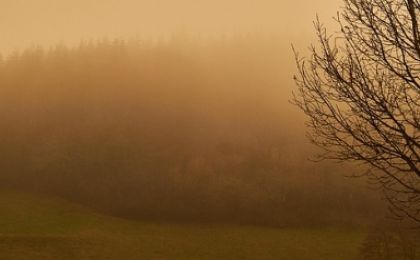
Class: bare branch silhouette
293,0,420,223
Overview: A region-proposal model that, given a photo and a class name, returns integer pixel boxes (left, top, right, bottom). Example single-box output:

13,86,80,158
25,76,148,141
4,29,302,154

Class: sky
0,0,340,54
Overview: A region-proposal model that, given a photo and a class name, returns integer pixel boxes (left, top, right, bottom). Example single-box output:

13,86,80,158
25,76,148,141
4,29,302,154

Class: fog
0,37,385,226
0,0,389,227
3,2,420,259
1,0,340,54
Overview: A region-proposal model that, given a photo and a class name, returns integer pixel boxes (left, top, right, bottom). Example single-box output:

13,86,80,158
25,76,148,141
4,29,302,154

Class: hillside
0,39,382,226
0,191,365,260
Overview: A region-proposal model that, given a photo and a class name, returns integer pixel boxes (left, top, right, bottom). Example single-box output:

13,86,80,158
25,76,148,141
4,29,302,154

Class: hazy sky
1,0,340,53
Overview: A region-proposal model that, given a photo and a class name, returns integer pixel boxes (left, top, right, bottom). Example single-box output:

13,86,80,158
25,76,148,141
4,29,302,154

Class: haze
1,0,411,259
1,0,339,53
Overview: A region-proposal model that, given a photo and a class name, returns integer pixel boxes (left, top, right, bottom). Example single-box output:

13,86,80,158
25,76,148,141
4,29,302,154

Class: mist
0,0,340,53
0,1,413,259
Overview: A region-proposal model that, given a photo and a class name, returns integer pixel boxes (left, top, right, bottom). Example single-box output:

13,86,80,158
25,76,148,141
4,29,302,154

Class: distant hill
0,38,382,226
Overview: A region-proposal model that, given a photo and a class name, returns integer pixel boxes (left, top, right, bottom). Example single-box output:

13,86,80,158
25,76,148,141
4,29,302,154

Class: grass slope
0,191,364,260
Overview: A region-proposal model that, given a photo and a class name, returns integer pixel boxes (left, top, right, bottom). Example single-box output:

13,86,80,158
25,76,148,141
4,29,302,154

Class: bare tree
293,0,420,223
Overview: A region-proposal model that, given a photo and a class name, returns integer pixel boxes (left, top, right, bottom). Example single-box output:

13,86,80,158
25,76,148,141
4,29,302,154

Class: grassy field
0,191,365,260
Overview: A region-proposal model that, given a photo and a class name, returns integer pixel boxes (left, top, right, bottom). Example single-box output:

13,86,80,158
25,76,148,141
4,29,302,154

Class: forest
0,36,383,226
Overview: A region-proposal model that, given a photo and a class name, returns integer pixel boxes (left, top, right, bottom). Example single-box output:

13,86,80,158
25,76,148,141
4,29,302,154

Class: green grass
0,191,365,260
